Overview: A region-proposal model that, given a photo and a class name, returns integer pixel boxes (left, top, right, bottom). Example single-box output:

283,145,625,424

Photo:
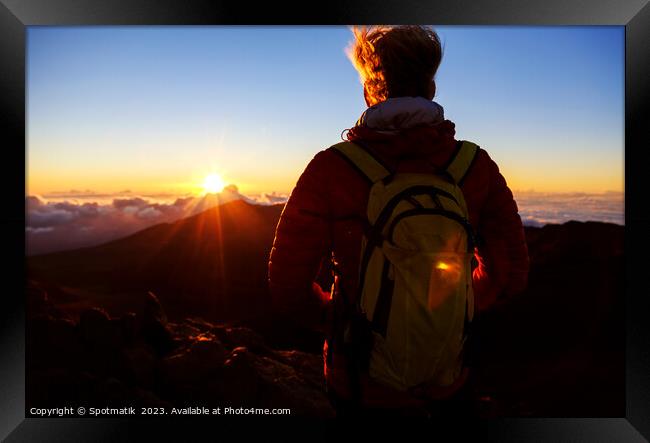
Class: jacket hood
344,97,457,162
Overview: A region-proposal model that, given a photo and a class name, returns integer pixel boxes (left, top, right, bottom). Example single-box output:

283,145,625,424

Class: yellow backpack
331,140,479,393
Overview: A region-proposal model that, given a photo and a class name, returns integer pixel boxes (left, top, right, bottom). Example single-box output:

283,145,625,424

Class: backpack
330,140,479,394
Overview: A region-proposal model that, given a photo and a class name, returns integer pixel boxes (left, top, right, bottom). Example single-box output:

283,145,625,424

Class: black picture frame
2,0,649,440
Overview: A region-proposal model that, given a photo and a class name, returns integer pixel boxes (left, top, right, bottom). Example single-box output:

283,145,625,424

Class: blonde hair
345,25,443,106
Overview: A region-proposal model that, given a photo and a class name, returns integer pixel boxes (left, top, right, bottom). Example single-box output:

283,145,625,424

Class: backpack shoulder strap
445,141,480,185
331,141,391,184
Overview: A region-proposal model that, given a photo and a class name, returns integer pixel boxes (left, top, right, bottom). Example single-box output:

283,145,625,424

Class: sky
27,26,624,197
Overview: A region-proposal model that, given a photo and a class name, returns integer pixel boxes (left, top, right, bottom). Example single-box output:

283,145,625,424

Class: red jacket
268,116,529,406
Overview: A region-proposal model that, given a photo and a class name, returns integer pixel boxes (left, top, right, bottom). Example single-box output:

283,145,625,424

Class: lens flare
428,259,461,310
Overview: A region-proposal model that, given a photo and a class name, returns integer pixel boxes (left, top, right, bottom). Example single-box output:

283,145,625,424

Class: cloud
26,226,55,234
26,186,274,255
515,191,623,227
113,197,149,209
78,203,100,217
28,208,77,228
137,207,163,220
244,191,289,206
260,192,289,205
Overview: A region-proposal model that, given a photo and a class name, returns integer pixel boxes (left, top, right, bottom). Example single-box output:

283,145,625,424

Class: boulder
120,312,138,344
142,291,167,325
167,321,201,340
253,353,333,417
212,326,268,353
161,335,227,384
138,294,175,356
217,346,258,405
184,317,215,332
120,343,157,388
79,307,115,347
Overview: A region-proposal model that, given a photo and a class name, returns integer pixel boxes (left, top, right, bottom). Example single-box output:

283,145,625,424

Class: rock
79,307,115,347
212,326,268,353
184,317,215,332
108,318,126,346
218,347,258,404
253,354,334,417
273,350,325,389
120,343,156,387
26,282,50,315
161,335,227,384
143,291,167,325
120,312,138,344
167,321,201,340
138,295,175,357
26,283,69,321
140,317,175,357
26,286,336,417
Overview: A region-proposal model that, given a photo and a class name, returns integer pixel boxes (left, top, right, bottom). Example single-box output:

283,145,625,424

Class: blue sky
27,26,624,195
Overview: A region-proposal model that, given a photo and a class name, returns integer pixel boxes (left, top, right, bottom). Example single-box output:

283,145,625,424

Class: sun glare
202,173,225,194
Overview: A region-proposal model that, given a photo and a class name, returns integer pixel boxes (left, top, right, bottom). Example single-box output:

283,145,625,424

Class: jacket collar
355,97,445,133
344,97,457,161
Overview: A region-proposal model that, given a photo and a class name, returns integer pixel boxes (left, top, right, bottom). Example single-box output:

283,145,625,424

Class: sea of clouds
513,191,624,227
26,185,289,256
26,188,623,256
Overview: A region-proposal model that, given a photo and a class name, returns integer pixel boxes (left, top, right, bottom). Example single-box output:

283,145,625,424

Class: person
268,25,530,417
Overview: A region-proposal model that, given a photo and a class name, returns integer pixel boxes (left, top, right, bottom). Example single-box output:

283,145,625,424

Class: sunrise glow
202,173,225,194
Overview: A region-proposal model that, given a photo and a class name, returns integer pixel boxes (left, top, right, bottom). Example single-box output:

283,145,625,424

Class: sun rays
202,173,226,194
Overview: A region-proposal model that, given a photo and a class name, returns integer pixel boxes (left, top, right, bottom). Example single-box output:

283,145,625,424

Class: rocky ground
26,281,334,417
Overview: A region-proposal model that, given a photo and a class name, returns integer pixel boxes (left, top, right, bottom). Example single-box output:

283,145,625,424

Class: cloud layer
26,186,289,256
26,189,623,256
514,191,624,228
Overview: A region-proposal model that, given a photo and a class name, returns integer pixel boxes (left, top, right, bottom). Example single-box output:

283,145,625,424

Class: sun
202,173,225,194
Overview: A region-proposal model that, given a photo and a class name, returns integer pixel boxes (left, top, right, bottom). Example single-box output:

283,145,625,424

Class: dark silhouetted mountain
28,199,285,323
